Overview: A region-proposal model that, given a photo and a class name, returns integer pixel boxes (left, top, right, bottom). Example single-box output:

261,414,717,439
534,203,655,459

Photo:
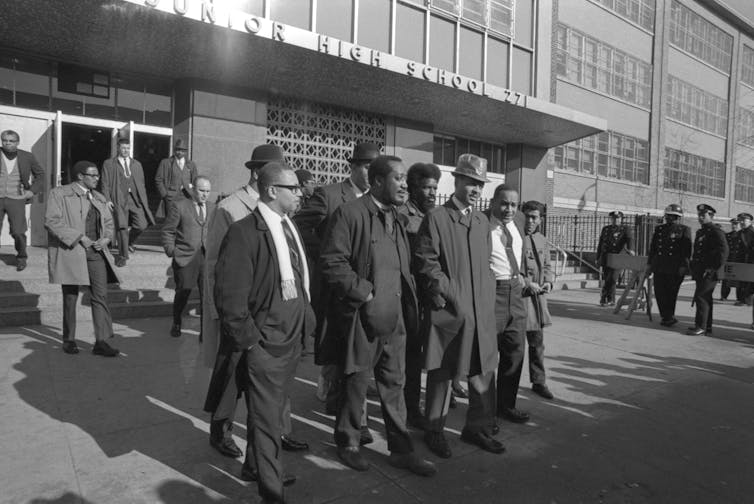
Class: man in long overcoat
413,154,501,459
213,162,314,503
155,138,198,218
100,137,155,267
319,156,435,477
45,160,121,357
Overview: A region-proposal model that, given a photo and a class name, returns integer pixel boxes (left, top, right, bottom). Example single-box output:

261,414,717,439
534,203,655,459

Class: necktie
282,219,302,274
382,208,395,236
198,203,205,223
502,225,520,277
460,207,471,226
122,158,131,178
86,191,93,202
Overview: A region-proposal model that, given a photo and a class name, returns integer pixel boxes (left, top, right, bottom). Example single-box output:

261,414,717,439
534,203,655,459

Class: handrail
547,240,601,276
548,242,568,278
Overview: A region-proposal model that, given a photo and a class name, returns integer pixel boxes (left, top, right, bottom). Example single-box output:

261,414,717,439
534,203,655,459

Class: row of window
737,107,754,147
742,46,754,88
0,56,172,126
433,135,506,174
735,166,754,203
668,0,732,73
666,75,728,136
554,130,649,184
423,0,515,38
554,24,652,108
589,0,656,31
663,147,725,198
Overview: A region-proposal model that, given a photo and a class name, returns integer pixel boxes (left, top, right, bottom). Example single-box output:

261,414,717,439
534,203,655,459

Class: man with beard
414,154,502,458
214,162,314,503
687,204,728,336
646,204,692,327
0,129,45,271
319,155,435,476
398,162,440,429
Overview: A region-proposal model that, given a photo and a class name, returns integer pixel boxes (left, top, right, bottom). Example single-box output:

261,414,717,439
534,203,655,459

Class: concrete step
0,292,40,308
0,306,41,327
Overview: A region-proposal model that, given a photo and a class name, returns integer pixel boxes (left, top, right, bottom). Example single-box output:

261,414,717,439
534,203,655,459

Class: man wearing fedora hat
596,210,635,306
203,144,310,461
155,138,198,219
414,153,503,458
687,204,728,336
294,142,379,421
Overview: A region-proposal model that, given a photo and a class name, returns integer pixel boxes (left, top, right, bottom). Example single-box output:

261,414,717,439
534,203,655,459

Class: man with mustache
414,154,502,458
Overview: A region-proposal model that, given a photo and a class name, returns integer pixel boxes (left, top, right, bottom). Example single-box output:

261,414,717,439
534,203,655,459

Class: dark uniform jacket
737,226,754,263
647,222,692,276
690,223,729,281
318,196,418,374
726,230,745,263
596,224,634,267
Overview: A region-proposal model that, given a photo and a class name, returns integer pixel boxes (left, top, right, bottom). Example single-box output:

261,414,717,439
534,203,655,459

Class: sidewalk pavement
1,283,753,503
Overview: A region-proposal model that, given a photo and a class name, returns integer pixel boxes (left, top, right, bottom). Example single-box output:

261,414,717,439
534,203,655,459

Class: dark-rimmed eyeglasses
84,173,100,178
273,184,302,193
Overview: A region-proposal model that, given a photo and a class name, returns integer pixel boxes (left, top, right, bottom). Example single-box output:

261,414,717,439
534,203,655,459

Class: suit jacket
413,200,497,378
4,149,45,199
318,196,418,374
155,156,197,200
293,180,359,262
204,209,315,412
45,183,121,286
201,186,259,367
100,156,155,228
522,229,554,330
161,198,214,267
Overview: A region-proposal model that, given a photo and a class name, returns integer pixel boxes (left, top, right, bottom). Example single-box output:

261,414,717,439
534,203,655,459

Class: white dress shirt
490,216,523,280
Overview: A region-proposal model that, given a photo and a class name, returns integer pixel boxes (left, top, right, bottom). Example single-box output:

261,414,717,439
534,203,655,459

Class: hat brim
348,157,378,164
451,172,490,183
245,159,278,169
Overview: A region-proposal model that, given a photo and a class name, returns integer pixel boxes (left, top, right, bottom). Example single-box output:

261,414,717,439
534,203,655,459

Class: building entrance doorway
133,132,170,215
60,123,111,184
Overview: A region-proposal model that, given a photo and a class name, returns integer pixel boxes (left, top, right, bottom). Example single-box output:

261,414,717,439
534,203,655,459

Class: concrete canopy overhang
0,0,606,148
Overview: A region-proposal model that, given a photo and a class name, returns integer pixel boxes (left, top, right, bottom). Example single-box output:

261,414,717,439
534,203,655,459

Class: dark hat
451,153,490,183
295,169,314,184
697,203,716,214
174,138,189,151
731,218,740,224
609,211,624,218
737,212,753,221
348,142,381,163
664,204,683,217
245,144,285,170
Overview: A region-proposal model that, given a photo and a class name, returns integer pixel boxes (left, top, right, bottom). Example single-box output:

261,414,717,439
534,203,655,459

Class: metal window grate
266,97,386,185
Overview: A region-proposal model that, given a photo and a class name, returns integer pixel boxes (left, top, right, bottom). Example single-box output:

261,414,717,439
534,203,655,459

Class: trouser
495,280,527,412
0,197,28,258
403,324,424,415
425,365,495,435
526,330,545,385
653,272,684,322
600,266,619,303
335,315,412,453
172,254,204,327
244,343,300,503
720,280,731,300
116,194,148,259
62,249,112,342
693,276,717,331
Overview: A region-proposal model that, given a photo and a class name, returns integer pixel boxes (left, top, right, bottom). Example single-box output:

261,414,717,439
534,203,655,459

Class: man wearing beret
687,204,728,336
720,218,743,302
414,154,503,458
646,204,692,327
596,211,635,306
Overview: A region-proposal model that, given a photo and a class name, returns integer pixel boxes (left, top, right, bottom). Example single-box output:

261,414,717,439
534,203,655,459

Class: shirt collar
370,195,392,211
451,195,472,214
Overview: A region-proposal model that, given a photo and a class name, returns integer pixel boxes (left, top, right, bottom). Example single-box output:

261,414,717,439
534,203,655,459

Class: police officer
596,211,635,306
646,204,692,327
720,218,743,302
734,212,754,306
687,204,728,336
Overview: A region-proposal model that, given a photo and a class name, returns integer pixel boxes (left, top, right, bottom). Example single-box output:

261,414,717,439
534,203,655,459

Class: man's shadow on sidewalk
12,323,249,503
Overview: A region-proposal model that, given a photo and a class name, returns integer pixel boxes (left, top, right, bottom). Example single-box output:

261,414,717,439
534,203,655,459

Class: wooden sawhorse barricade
607,253,653,320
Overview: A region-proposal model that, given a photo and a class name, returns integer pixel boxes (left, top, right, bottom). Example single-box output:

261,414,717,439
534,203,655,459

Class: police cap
609,210,624,218
731,218,740,224
664,204,683,216
737,212,753,221
696,203,716,214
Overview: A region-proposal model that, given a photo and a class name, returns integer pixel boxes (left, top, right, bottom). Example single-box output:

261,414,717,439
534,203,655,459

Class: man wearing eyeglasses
45,161,121,357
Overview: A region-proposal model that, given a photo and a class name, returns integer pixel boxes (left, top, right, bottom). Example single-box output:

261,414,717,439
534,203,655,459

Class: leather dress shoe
686,327,706,336
498,407,530,424
388,452,437,477
115,256,127,267
92,340,119,357
281,435,309,452
16,258,27,271
532,384,554,400
62,341,79,354
337,446,369,471
460,429,506,454
210,436,242,458
451,382,469,399
241,462,296,485
359,426,374,446
660,318,679,327
170,324,181,338
423,431,452,459
128,245,136,254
